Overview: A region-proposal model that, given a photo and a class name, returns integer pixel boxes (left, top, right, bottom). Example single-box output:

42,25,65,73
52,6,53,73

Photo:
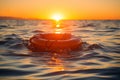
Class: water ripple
0,20,120,80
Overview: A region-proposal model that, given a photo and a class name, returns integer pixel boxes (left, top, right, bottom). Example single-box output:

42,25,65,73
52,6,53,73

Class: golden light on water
56,24,60,28
55,28,63,34
51,13,64,34
47,53,65,71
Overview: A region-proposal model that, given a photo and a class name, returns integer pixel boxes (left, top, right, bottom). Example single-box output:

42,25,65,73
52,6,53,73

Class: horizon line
0,16,120,20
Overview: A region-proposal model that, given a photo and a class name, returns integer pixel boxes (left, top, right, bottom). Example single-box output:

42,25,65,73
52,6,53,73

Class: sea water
0,20,120,80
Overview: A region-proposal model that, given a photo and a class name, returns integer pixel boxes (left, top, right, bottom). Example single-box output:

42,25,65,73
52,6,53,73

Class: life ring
28,33,82,52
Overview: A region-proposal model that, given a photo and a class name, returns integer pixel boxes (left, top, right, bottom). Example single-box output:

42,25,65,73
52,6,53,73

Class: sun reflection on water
47,53,65,71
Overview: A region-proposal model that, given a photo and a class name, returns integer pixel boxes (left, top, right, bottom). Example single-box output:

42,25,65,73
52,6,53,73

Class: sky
0,0,120,20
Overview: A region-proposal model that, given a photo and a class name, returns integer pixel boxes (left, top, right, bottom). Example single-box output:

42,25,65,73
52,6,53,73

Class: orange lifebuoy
28,33,82,52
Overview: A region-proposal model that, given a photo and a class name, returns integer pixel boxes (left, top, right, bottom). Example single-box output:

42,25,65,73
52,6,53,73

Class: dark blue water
0,20,120,80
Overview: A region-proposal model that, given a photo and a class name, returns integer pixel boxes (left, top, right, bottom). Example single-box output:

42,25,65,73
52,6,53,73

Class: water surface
0,20,120,80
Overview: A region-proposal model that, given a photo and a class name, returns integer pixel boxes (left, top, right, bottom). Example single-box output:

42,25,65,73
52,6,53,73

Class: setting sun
51,14,63,21
0,0,120,19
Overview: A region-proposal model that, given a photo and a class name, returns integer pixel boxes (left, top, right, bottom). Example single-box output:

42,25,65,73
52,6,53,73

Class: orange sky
0,0,120,20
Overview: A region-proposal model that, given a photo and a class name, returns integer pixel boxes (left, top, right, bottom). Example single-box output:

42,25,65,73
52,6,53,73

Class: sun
51,14,63,21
